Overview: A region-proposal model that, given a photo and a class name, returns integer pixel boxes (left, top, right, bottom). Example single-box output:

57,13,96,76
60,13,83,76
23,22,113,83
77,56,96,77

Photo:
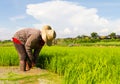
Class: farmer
12,25,56,71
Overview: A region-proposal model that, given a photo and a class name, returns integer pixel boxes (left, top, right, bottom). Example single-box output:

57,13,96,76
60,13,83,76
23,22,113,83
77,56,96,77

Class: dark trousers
13,43,32,71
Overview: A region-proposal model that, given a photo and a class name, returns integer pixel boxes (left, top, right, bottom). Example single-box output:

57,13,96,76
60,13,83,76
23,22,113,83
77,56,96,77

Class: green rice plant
0,47,19,66
0,46,120,84
39,46,120,84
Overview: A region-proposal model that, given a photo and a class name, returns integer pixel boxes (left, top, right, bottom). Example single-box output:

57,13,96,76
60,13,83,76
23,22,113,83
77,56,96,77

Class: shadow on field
36,54,54,69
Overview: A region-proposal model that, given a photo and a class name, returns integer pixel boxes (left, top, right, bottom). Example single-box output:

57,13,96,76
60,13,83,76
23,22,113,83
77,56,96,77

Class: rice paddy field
0,45,120,84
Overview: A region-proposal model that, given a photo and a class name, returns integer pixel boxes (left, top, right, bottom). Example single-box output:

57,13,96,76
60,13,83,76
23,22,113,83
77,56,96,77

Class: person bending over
12,25,56,71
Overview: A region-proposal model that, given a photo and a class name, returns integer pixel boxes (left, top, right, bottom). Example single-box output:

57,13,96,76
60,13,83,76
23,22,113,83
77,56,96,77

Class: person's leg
13,43,28,71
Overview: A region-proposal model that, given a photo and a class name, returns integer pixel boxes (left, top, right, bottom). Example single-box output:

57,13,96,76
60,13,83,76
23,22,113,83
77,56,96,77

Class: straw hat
41,25,56,46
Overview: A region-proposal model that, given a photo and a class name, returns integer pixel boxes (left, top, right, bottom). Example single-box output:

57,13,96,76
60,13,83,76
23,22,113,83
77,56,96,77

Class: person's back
12,25,56,71
14,28,41,45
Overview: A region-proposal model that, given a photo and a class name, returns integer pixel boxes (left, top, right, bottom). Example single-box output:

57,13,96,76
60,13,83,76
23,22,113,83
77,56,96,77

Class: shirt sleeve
25,35,35,62
33,46,42,62
33,47,41,57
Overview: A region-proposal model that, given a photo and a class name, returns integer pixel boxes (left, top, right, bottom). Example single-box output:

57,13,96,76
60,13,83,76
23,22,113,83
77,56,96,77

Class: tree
76,35,81,38
91,32,99,39
109,32,116,39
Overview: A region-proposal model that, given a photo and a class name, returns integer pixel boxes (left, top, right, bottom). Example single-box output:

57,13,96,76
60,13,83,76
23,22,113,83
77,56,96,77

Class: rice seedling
0,46,120,84
40,46,120,84
0,47,19,66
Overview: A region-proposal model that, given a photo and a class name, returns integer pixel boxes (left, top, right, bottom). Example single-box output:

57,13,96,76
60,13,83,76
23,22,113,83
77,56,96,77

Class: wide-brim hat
41,25,56,46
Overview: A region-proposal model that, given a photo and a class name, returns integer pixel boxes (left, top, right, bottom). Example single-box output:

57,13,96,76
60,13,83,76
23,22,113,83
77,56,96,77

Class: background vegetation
1,32,120,47
55,32,120,46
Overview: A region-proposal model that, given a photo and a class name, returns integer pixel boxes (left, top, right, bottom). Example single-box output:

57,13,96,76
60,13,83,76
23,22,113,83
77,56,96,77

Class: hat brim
41,30,52,46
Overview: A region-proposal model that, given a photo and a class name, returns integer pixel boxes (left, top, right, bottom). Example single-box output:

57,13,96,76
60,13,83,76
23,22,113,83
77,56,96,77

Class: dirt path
0,66,62,84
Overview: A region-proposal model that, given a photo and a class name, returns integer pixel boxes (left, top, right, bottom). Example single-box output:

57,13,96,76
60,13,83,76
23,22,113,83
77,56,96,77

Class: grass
79,42,120,46
0,46,120,84
0,66,62,84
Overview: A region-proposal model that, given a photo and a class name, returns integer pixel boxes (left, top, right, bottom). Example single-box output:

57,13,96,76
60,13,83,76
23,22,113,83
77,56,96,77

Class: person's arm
33,46,43,63
25,35,35,63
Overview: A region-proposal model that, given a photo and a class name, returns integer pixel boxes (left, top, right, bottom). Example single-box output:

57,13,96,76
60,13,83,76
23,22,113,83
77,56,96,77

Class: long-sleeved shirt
13,28,45,62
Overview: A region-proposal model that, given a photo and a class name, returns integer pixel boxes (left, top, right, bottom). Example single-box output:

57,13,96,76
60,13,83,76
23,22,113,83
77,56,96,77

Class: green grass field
0,46,120,84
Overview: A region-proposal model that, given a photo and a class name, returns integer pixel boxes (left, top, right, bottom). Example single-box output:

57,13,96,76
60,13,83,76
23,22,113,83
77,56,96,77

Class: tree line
1,32,120,46
77,32,119,39
55,32,120,46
